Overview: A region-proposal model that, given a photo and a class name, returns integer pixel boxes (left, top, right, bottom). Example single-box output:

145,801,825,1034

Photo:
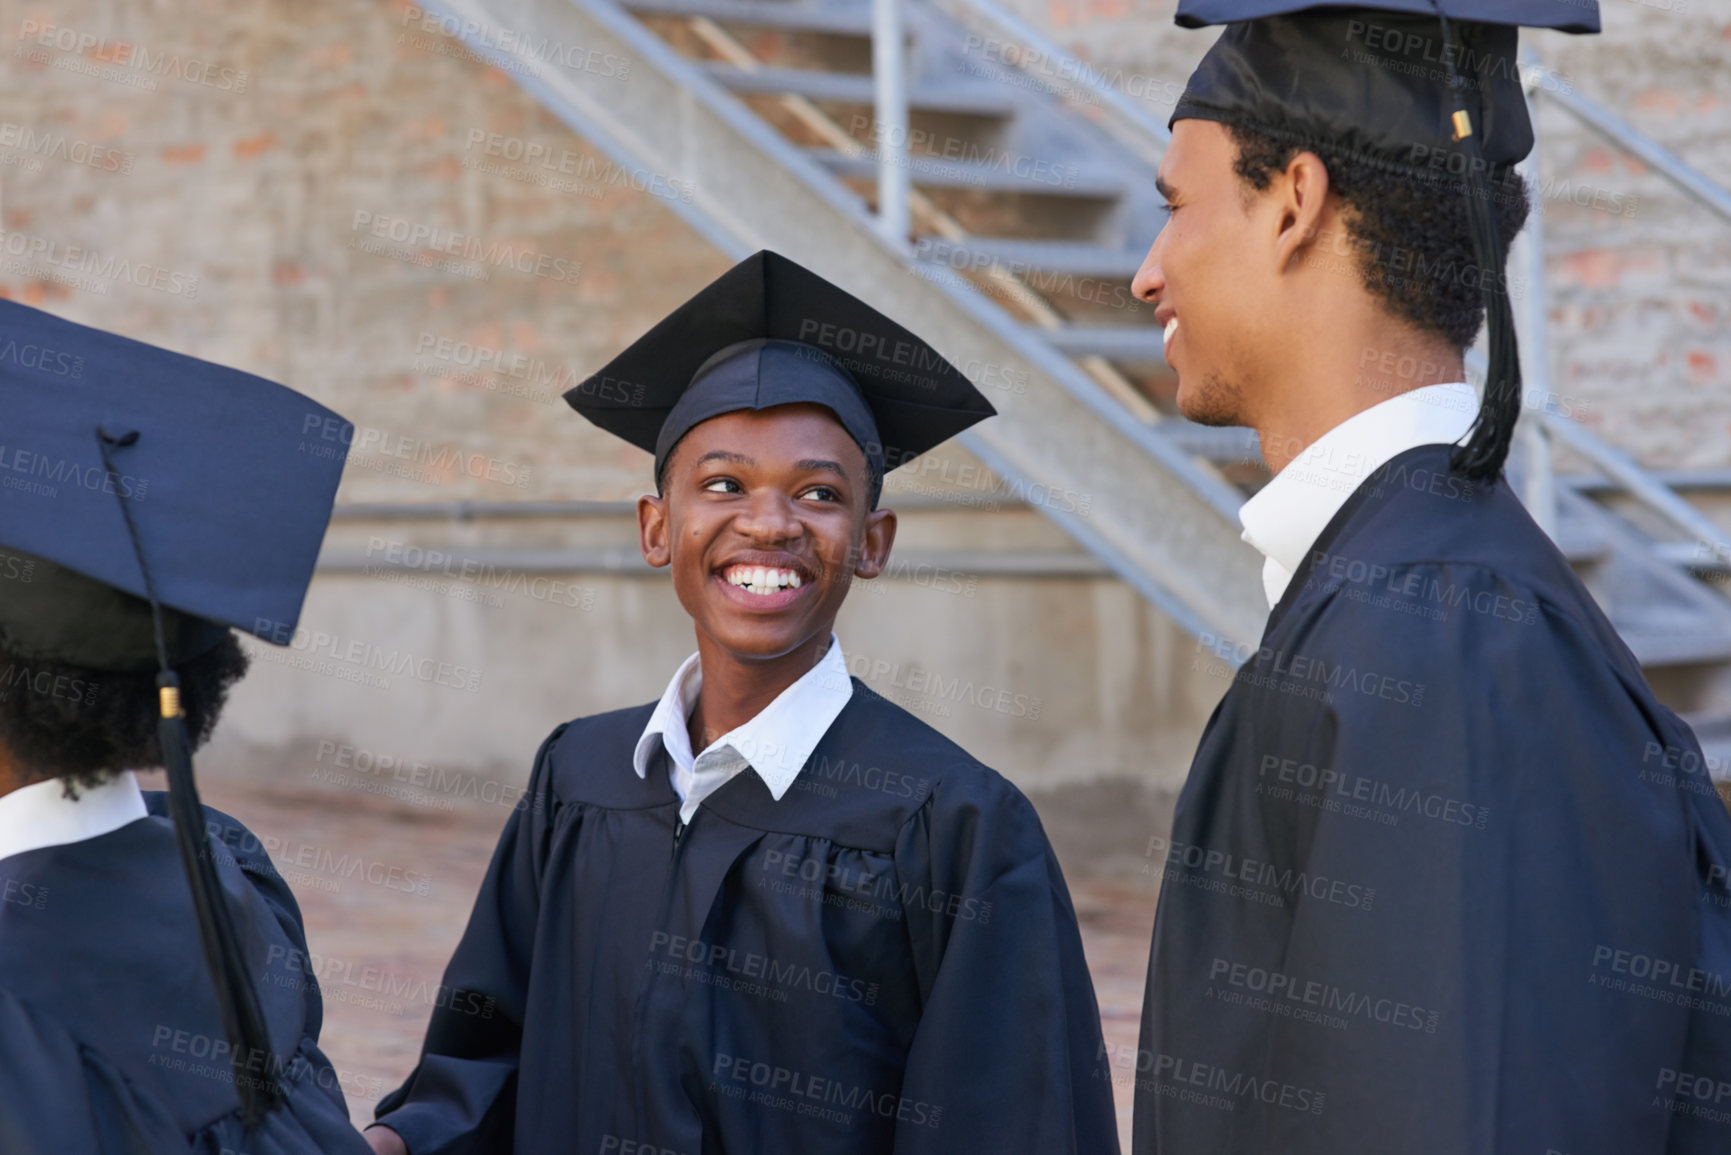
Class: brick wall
1,0,730,501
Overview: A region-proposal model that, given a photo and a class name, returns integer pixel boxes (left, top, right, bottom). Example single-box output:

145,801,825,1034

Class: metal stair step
698,63,1016,116
808,148,1125,198
1613,624,1731,668
1654,540,1731,572
1564,469,1731,496
1041,323,1168,366
1152,420,1263,467
913,236,1147,280
618,0,876,36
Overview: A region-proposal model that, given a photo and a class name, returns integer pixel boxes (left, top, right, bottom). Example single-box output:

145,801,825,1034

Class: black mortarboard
1170,0,1599,480
0,297,351,1126
565,250,996,505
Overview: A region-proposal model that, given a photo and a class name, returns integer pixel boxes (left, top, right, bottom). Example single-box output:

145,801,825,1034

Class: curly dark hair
1226,121,1529,350
0,634,250,793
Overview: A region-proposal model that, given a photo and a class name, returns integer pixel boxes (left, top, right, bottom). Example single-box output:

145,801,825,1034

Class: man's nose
1131,231,1166,304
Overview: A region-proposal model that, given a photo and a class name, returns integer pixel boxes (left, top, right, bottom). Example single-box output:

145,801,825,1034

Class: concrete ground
159,763,1156,1153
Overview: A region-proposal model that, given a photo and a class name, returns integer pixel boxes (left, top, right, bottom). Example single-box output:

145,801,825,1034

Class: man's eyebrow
692,449,754,468
794,458,848,475
1155,174,1179,202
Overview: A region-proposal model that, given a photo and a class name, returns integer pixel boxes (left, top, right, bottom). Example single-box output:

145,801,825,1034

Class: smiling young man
367,251,1118,1155
1130,3,1731,1153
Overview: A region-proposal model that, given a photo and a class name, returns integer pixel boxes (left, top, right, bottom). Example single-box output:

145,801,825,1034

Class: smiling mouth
720,564,805,597
1163,316,1179,347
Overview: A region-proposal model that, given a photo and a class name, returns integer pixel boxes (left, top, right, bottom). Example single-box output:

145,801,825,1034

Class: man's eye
803,486,840,503
703,477,742,494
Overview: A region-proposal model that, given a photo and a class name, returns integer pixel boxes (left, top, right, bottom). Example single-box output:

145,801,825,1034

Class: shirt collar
1238,382,1479,609
633,634,854,803
0,770,148,864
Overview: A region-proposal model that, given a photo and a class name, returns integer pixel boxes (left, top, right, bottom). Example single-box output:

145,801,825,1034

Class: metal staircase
426,0,1731,779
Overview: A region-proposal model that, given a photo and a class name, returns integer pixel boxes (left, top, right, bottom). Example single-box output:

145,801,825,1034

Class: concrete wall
219,497,1220,873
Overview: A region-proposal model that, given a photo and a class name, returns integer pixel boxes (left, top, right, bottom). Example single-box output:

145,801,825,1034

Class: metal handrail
937,0,1170,159
1540,412,1731,567
1461,345,1731,569
1542,78,1731,229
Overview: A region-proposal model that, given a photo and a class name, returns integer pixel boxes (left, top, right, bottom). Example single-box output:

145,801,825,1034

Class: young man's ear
1272,149,1332,274
851,508,897,580
638,493,671,569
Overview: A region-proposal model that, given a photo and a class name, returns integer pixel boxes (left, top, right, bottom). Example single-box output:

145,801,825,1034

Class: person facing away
0,298,371,1152
1127,2,1731,1152
365,251,1119,1155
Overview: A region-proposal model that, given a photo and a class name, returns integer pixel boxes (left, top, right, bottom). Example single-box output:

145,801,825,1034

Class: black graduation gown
373,681,1118,1154
1131,444,1731,1153
0,792,371,1155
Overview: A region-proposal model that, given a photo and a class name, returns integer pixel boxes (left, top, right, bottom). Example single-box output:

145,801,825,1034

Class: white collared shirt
633,634,854,824
0,770,149,864
1238,382,1479,609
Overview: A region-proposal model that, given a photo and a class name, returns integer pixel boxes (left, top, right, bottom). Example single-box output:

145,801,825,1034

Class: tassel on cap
1431,6,1525,482
96,427,282,1129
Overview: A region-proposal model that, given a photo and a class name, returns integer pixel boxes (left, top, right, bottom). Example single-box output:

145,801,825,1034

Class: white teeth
1163,317,1179,346
724,565,802,595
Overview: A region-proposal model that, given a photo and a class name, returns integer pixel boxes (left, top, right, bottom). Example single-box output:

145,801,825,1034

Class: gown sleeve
891,767,1121,1154
371,724,568,1155
1225,565,1700,1153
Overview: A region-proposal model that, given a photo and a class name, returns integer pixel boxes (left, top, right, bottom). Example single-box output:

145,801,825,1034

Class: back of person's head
0,630,248,792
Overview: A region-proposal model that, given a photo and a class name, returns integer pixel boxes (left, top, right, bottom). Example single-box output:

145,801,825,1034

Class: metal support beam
1513,83,1558,539
872,0,911,249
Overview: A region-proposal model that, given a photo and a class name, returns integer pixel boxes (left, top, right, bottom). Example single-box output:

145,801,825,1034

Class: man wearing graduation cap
1130,2,1731,1152
0,300,372,1151
366,250,1119,1155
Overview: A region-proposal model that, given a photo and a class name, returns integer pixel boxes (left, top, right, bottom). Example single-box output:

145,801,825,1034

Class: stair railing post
1514,66,1558,539
872,0,911,249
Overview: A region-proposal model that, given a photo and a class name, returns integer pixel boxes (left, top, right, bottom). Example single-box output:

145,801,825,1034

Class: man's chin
700,614,828,664
1174,371,1245,428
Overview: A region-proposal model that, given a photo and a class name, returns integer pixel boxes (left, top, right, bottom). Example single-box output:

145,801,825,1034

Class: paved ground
165,765,1155,1152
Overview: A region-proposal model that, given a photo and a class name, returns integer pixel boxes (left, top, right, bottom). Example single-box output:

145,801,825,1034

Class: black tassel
1451,167,1523,481
158,672,283,1125
97,428,282,1129
1431,8,1523,483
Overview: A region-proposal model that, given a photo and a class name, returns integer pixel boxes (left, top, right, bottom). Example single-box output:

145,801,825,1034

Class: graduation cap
0,297,350,1126
565,250,996,505
1169,0,1600,480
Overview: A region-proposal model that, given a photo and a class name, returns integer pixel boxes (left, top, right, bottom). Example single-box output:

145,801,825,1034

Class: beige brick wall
1,0,731,500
